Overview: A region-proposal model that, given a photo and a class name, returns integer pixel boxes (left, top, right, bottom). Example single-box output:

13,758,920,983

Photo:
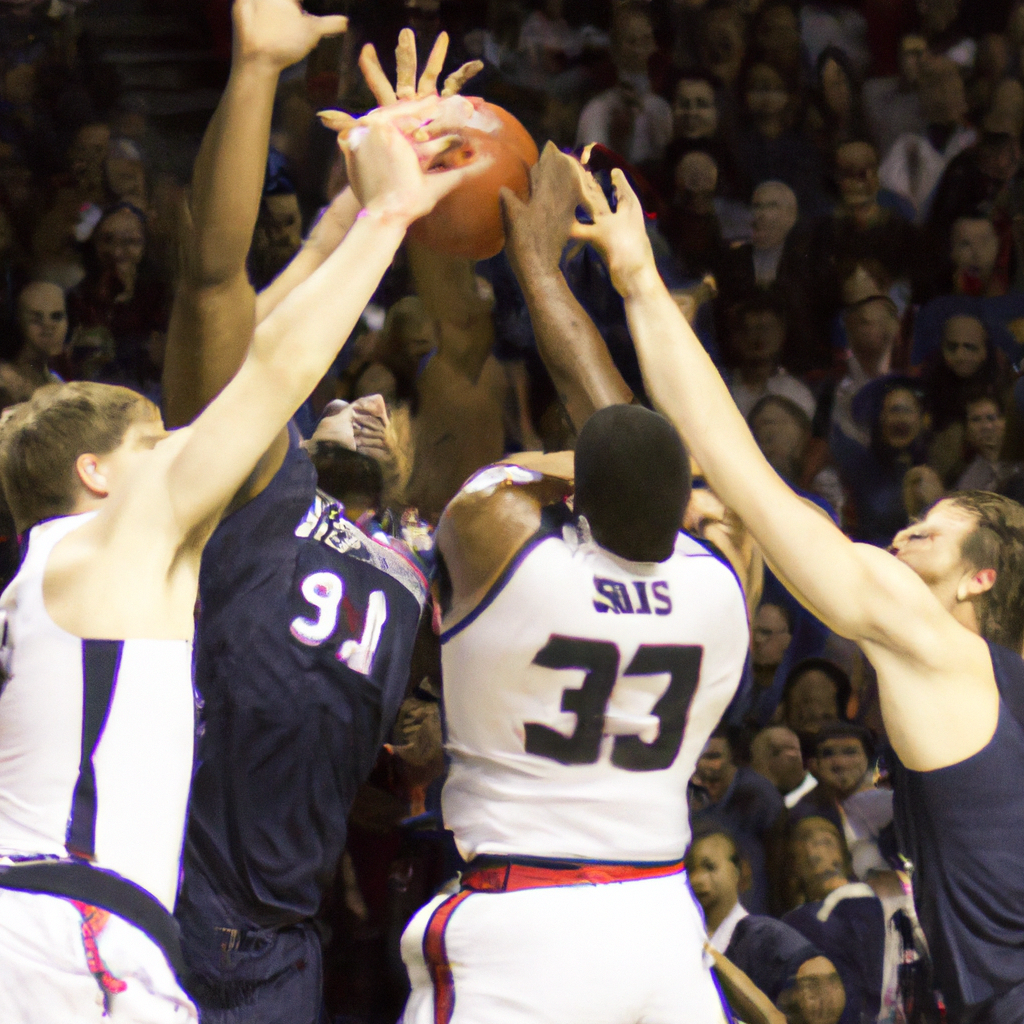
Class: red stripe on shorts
460,858,685,893
422,890,473,1024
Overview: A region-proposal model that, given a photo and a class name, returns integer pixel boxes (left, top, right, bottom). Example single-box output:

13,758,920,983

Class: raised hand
499,141,585,283
232,0,347,72
569,165,657,297
360,28,483,107
341,106,492,225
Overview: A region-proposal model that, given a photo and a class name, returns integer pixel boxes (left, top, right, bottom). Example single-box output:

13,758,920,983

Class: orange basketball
409,99,539,261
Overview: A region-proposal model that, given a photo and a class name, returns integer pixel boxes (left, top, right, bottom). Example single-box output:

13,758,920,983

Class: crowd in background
0,0,1021,1021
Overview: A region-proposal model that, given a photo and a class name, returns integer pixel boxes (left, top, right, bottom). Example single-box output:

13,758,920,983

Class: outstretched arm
571,166,997,770
163,110,488,542
500,143,633,431
162,0,348,434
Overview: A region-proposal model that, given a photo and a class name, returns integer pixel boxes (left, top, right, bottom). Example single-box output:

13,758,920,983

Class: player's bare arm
436,452,574,628
500,142,634,428
46,110,487,642
570,164,998,772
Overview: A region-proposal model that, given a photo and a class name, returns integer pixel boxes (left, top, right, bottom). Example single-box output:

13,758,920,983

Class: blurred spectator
104,137,148,211
947,212,1008,297
575,3,671,166
721,179,799,290
805,46,869,159
829,292,901,447
688,828,831,1008
690,727,786,914
957,392,1024,493
698,4,747,93
878,55,977,222
749,395,845,516
790,722,893,879
735,59,830,216
862,33,927,159
748,1,805,84
751,724,819,809
68,202,169,397
726,291,816,420
250,151,304,290
800,2,871,77
832,377,930,545
662,150,725,277
781,658,852,751
0,278,66,403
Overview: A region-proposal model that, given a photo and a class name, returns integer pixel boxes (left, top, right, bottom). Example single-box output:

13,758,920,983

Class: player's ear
958,566,996,601
75,452,110,498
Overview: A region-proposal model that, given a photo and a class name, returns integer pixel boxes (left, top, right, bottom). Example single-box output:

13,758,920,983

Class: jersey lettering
291,573,390,676
524,635,702,772
338,590,388,675
290,572,343,645
593,577,671,614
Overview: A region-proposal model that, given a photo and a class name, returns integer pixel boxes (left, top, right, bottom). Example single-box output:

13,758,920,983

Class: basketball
408,98,539,261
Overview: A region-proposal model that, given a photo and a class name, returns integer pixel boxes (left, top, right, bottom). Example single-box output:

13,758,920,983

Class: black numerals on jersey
524,637,620,765
523,635,703,772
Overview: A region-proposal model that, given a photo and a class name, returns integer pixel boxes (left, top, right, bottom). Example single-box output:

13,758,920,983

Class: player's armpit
437,460,573,628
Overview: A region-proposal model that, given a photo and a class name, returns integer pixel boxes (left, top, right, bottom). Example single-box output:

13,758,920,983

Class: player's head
686,828,743,917
308,440,383,519
890,492,1024,651
574,405,691,563
0,381,161,533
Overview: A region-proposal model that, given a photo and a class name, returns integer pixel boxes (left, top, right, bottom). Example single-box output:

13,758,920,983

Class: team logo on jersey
592,577,671,615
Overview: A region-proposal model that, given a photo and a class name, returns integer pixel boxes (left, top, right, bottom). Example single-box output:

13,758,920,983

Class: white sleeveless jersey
441,515,749,863
0,514,196,910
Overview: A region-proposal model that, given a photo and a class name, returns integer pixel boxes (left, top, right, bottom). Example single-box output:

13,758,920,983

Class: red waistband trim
460,858,685,893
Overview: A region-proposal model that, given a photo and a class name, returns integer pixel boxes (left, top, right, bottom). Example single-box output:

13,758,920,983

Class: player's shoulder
673,531,746,596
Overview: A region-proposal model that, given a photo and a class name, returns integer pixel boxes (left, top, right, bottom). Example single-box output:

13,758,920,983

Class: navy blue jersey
181,427,428,929
891,642,1024,1022
725,914,820,1003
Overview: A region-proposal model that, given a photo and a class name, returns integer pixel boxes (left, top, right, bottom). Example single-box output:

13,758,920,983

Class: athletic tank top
891,642,1024,1017
0,514,195,911
441,508,749,863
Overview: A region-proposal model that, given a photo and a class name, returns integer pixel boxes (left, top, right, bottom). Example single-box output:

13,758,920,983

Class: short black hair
309,441,383,510
810,721,875,761
574,405,691,563
782,658,852,721
689,823,743,866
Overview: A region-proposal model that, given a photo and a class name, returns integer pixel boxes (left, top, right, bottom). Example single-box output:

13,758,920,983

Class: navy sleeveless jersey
891,642,1024,1021
182,427,427,929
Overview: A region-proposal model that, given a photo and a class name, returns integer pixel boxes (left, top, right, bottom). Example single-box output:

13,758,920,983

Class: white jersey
0,514,195,910
441,512,748,863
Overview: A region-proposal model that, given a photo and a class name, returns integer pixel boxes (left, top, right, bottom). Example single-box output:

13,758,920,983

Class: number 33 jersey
440,508,749,864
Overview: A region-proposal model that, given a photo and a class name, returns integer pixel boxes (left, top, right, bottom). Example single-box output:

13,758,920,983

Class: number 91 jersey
440,508,749,864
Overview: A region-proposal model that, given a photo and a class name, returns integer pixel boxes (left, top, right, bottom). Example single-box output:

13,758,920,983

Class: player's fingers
313,14,348,40
417,31,449,95
424,151,494,204
317,109,357,138
395,28,418,100
609,167,640,212
498,185,526,222
359,44,398,106
415,134,461,166
440,60,484,98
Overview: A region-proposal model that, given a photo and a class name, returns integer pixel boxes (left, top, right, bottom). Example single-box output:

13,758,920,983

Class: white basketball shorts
0,888,198,1023
400,868,732,1024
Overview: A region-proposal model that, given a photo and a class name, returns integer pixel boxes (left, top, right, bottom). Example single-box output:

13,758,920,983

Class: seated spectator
689,727,786,914
810,141,920,315
790,722,893,879
662,150,726,278
734,60,830,217
781,658,852,752
697,4,747,94
862,33,926,159
726,292,816,420
805,46,869,159
957,391,1024,493
948,212,1007,297
751,724,819,809
688,828,834,1010
782,817,886,1024
67,202,169,397
575,3,671,167
104,137,148,211
749,1,805,85
833,376,929,545
719,179,799,292
829,292,900,447
751,601,793,706
0,279,66,404
923,313,1009,482
878,55,977,222
749,395,844,517
249,151,304,290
